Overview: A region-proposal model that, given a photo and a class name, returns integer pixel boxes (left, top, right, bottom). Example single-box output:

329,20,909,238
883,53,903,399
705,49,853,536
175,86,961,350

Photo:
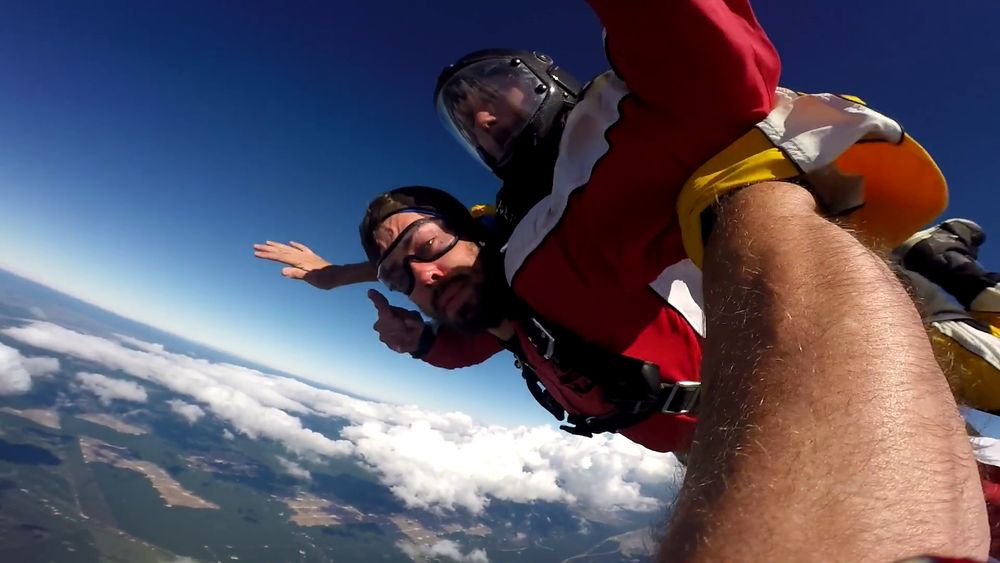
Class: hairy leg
660,182,988,562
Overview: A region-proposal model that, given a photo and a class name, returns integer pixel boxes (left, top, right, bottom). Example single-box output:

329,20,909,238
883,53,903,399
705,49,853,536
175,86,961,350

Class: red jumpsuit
423,0,779,454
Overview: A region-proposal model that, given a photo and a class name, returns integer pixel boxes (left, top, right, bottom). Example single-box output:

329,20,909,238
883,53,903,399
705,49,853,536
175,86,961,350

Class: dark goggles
376,216,460,295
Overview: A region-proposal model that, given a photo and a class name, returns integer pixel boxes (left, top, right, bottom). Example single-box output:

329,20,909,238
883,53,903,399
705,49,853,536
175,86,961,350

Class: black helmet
358,186,480,265
434,49,581,180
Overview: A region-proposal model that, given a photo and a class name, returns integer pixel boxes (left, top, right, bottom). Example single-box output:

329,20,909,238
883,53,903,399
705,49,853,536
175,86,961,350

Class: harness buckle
530,318,557,360
661,381,700,415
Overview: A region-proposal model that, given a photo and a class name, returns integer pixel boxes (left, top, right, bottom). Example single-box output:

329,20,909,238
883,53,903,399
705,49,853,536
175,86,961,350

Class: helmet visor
435,59,548,170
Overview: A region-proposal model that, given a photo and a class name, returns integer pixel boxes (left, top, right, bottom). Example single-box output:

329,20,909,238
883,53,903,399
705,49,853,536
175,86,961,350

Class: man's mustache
430,269,477,315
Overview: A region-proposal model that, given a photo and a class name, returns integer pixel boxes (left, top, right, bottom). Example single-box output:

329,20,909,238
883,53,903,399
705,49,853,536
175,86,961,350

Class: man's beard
430,249,512,333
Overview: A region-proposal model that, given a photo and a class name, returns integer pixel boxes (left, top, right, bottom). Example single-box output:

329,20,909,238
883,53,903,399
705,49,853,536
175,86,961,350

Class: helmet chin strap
492,111,569,239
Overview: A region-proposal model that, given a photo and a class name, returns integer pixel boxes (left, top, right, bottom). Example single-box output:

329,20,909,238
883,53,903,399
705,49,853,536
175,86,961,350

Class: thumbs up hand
368,289,428,354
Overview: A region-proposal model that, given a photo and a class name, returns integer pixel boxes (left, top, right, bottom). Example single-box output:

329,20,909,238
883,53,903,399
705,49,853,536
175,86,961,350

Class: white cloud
398,540,489,563
0,344,32,395
4,322,351,460
340,418,680,513
2,321,683,516
24,356,60,375
76,372,148,405
114,333,168,354
275,456,311,480
167,399,205,424
222,428,235,440
0,341,59,395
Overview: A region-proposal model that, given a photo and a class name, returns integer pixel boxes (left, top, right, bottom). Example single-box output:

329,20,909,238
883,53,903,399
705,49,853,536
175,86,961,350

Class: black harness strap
501,338,565,421
560,379,701,438
520,361,566,422
521,317,663,402
503,301,700,438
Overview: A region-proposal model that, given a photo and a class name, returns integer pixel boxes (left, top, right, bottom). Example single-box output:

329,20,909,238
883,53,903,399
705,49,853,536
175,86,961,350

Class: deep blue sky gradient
0,0,996,426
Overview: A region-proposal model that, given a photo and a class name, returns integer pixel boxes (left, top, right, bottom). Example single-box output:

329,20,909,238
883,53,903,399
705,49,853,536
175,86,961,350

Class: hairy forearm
661,183,987,561
305,262,377,289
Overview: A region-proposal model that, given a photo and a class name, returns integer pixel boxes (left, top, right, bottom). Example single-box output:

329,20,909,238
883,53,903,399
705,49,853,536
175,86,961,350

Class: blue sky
0,0,996,427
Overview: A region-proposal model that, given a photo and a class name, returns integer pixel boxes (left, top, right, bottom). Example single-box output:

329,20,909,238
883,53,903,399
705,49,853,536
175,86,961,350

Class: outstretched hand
253,240,376,290
368,289,427,354
254,240,330,279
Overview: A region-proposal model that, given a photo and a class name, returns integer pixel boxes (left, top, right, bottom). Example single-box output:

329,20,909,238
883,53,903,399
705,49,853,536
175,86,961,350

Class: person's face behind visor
436,60,548,170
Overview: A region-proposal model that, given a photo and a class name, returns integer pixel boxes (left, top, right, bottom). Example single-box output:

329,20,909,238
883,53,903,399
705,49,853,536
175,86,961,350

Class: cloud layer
2,321,682,515
0,340,59,395
76,371,148,404
4,322,351,459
